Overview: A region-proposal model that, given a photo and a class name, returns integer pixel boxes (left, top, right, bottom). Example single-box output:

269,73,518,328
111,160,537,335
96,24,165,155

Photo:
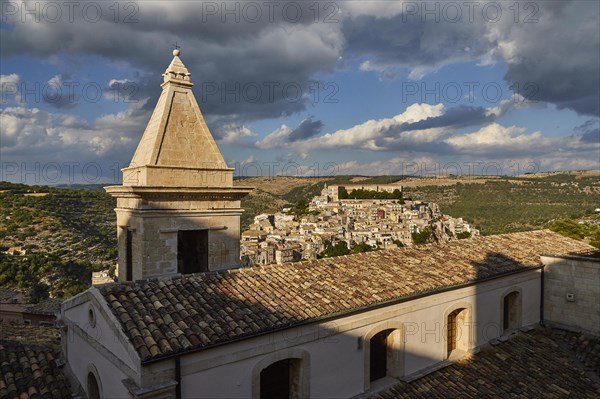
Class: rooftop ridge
96,230,593,362
99,229,591,290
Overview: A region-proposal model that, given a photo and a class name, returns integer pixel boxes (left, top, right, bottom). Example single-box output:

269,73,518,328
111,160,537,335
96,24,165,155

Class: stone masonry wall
542,255,600,333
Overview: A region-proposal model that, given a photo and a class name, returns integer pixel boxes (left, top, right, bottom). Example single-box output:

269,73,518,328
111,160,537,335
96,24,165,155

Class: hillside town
240,183,479,266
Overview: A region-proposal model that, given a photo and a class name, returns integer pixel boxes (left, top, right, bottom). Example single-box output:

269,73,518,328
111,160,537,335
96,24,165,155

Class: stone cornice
105,185,253,201
122,164,235,173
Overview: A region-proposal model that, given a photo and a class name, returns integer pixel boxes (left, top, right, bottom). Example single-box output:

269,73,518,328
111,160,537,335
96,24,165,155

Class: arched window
259,358,301,399
503,291,522,332
446,307,469,359
87,371,100,399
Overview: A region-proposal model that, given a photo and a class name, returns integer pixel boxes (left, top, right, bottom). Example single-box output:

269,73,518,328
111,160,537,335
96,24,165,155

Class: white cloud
217,124,256,145
0,101,149,160
47,75,61,87
539,155,600,172
251,103,446,153
301,103,444,151
1,73,19,86
334,155,437,176
445,123,549,153
358,61,375,72
0,73,20,104
255,124,293,149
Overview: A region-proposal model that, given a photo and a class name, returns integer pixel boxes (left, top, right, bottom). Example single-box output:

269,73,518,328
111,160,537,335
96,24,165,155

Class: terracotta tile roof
547,328,600,375
99,230,593,362
0,340,71,399
0,326,61,350
562,248,600,259
371,327,600,398
0,289,22,304
24,299,62,316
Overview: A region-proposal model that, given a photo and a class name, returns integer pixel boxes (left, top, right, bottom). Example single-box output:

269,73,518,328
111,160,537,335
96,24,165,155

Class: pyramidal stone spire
124,48,230,187
105,48,252,281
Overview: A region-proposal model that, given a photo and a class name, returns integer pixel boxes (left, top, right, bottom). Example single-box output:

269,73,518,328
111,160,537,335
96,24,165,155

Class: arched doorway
87,371,100,399
260,358,301,399
368,328,404,382
503,291,521,332
363,323,404,390
446,308,469,359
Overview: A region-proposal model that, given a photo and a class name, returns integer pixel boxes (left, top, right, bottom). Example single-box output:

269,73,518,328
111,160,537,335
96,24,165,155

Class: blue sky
1,1,598,184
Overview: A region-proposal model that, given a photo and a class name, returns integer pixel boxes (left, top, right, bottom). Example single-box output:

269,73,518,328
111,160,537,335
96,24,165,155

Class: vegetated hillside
548,215,600,248
0,182,117,264
239,189,288,231
0,181,117,300
403,172,600,235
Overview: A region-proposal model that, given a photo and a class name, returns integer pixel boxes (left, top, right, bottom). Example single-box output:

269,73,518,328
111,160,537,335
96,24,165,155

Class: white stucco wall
155,270,541,399
62,290,141,398
65,329,132,399
63,299,139,371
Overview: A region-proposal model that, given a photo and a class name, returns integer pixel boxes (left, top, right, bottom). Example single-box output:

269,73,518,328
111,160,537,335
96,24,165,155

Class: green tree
292,200,309,216
351,242,373,253
338,187,349,199
319,240,350,258
412,227,432,245
549,219,585,240
456,231,471,240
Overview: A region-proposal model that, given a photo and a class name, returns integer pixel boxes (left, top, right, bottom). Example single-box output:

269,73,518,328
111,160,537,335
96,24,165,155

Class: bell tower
105,48,252,281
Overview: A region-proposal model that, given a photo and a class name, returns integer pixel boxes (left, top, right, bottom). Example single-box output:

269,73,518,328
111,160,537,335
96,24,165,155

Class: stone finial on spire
162,44,191,87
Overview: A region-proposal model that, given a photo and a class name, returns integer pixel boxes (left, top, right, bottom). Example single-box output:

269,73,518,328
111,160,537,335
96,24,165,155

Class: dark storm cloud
581,129,600,144
1,0,599,176
288,117,324,142
498,2,599,116
342,13,487,72
372,136,457,155
2,1,598,121
341,1,599,116
576,120,600,144
503,57,600,117
0,1,343,125
35,74,80,109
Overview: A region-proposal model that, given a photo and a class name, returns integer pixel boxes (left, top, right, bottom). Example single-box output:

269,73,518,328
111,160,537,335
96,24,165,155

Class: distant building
5,246,26,256
275,244,302,264
241,230,267,243
92,270,114,286
0,288,22,304
326,183,402,201
0,297,61,327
